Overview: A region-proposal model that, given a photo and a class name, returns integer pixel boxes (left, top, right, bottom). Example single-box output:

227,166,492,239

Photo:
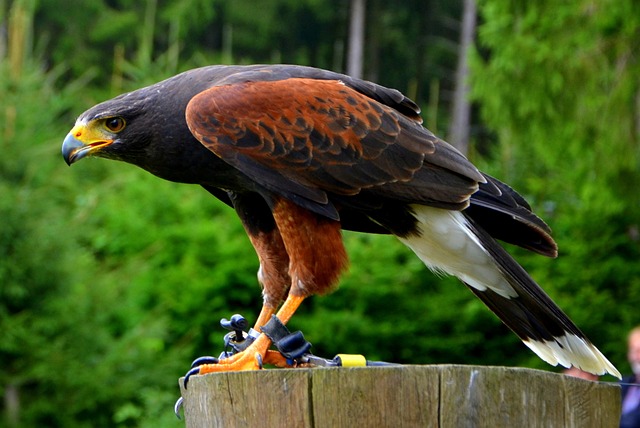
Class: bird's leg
195,197,346,374
261,294,306,366
272,294,305,325
252,304,295,367
195,195,293,373
253,304,277,331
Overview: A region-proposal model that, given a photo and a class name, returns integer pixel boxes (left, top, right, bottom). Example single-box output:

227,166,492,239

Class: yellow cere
70,121,114,146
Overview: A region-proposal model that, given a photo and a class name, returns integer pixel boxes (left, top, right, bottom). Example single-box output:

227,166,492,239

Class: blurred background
1,0,639,426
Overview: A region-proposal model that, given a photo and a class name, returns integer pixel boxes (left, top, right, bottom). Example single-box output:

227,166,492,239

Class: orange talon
263,350,292,368
196,295,307,374
198,334,272,373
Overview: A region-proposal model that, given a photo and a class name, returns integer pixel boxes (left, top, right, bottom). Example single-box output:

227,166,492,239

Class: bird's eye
104,117,126,133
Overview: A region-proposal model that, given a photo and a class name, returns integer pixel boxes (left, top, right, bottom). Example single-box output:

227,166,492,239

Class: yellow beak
62,124,113,165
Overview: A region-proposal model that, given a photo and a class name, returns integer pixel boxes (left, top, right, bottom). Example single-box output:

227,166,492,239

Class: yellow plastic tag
336,354,367,367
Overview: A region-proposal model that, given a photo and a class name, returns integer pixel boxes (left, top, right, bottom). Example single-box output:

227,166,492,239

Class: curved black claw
183,366,201,389
190,356,219,369
174,396,184,420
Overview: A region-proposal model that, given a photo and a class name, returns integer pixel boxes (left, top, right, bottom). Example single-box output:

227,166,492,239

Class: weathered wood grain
178,365,621,427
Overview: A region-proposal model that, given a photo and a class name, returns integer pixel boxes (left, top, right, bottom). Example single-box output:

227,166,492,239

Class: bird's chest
140,136,249,191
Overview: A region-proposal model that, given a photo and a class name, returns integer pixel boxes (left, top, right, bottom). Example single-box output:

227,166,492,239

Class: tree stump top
178,365,621,427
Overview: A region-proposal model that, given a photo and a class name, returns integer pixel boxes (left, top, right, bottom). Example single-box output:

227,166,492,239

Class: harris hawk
62,64,620,378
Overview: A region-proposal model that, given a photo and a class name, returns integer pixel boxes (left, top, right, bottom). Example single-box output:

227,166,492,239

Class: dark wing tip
467,175,558,257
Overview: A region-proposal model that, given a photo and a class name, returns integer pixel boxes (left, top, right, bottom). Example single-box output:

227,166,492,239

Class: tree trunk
364,0,379,82
449,0,476,155
346,0,366,79
4,383,20,428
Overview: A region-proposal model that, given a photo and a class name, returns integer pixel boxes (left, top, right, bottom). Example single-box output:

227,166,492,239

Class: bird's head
62,115,126,165
61,92,153,166
61,72,232,184
62,66,240,171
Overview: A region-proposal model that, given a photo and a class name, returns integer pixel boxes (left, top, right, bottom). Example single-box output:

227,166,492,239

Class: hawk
62,65,619,378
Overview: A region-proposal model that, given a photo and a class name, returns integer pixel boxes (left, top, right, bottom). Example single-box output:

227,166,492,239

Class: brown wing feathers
184,71,555,256
186,78,484,215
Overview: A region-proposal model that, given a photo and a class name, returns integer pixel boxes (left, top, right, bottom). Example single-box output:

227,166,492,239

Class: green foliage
471,0,640,369
2,0,639,426
0,57,188,427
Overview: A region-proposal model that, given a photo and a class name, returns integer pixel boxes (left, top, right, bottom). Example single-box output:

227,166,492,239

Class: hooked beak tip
62,133,84,165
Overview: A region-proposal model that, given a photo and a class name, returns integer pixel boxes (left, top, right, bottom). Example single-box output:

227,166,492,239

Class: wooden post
178,365,621,427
